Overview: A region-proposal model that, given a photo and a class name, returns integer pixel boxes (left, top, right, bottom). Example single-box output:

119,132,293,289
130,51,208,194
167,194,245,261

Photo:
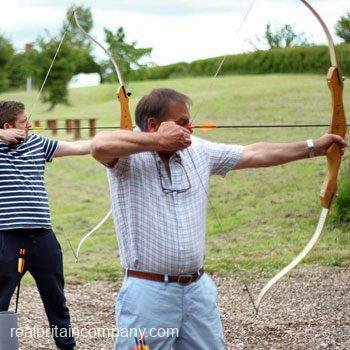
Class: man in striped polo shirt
91,88,345,349
0,101,91,350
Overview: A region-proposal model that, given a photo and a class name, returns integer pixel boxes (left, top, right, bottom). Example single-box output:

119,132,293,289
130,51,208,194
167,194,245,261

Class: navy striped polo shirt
0,133,58,230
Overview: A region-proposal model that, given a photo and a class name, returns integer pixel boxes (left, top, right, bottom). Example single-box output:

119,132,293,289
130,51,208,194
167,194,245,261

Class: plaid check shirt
107,136,243,275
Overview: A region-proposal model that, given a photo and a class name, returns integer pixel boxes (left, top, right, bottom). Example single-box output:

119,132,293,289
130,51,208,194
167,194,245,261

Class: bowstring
190,0,256,125
186,0,256,308
28,11,75,121
28,11,77,259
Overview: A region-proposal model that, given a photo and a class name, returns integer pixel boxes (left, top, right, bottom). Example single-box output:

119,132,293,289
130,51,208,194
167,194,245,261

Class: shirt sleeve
107,155,131,177
194,136,243,177
40,136,59,162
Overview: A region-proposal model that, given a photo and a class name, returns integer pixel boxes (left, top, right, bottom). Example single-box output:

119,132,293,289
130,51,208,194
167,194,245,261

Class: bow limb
74,10,133,260
73,11,132,130
75,210,112,259
254,208,328,311
254,0,347,312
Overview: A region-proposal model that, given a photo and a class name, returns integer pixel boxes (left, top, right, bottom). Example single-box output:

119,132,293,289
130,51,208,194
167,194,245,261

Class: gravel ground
9,266,350,350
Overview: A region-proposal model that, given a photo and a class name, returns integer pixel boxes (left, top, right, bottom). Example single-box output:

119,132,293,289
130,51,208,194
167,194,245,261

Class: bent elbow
91,136,109,162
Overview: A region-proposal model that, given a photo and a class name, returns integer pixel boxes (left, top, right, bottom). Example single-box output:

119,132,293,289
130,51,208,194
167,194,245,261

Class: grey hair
135,88,191,131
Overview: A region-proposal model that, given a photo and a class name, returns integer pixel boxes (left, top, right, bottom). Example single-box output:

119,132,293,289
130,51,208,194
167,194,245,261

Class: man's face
163,101,191,129
12,110,31,138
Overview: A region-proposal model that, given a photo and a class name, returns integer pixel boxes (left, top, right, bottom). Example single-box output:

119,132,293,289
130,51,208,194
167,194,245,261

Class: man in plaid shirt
91,88,345,350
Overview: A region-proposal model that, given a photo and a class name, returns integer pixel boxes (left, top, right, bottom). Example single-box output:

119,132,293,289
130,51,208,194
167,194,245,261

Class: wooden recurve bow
254,0,347,312
74,10,133,260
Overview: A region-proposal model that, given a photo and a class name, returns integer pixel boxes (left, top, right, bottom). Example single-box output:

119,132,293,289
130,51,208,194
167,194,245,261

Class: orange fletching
199,123,218,130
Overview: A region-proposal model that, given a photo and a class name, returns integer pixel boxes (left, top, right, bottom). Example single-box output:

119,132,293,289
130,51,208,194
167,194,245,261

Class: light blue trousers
114,273,225,349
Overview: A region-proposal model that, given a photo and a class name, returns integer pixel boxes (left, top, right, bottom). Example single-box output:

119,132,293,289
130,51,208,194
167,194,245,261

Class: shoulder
108,151,155,177
189,135,212,150
27,133,42,141
26,133,47,145
189,135,242,153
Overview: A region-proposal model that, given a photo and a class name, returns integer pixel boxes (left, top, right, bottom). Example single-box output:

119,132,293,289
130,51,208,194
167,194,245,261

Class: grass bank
1,74,349,282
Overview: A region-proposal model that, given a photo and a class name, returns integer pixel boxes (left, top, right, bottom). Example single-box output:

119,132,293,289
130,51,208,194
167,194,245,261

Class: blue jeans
0,228,75,350
115,273,225,349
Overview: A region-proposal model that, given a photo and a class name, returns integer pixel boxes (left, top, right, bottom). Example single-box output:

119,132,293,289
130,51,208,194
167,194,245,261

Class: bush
330,158,350,226
0,35,14,91
132,44,350,81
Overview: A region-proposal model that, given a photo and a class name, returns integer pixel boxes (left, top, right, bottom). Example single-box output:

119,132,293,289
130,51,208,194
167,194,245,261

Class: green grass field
1,74,349,282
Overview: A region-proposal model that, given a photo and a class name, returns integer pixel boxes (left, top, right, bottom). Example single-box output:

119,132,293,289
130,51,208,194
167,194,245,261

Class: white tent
68,73,101,89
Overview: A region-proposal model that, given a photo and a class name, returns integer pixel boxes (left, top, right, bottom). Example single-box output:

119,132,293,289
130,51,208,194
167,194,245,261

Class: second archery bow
74,10,133,260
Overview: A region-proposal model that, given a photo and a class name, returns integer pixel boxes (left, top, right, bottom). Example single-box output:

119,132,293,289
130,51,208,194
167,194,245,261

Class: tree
8,48,39,89
34,5,100,110
251,23,310,50
335,11,350,43
35,36,77,110
64,5,100,75
0,35,14,91
103,27,152,82
64,5,93,47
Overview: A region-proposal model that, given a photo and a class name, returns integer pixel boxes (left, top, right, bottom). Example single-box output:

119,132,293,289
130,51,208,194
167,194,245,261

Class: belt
126,267,204,286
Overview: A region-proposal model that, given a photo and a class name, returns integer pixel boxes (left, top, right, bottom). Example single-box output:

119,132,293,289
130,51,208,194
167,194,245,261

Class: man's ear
147,117,159,132
2,122,13,130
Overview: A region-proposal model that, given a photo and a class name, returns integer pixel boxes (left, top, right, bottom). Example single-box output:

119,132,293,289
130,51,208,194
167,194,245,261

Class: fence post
65,119,74,134
47,120,58,135
73,120,81,140
89,118,97,137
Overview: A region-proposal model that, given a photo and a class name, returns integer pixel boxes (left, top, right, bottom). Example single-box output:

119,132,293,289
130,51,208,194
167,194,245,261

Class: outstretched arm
235,134,346,170
54,140,92,157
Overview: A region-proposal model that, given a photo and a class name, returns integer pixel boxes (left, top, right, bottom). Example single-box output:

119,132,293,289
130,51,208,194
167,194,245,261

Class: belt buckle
177,274,193,285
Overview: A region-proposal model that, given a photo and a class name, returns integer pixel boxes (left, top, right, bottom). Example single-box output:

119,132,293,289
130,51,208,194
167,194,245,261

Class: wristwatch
306,139,315,158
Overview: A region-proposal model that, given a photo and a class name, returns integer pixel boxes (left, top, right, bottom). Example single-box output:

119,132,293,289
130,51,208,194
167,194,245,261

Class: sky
1,0,349,66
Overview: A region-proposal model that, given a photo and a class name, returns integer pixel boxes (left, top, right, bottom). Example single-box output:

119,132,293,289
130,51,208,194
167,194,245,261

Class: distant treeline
135,44,350,80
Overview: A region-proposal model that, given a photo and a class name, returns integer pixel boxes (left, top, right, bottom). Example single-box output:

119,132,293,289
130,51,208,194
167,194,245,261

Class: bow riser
117,86,133,130
327,67,346,137
321,145,341,208
320,67,346,209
